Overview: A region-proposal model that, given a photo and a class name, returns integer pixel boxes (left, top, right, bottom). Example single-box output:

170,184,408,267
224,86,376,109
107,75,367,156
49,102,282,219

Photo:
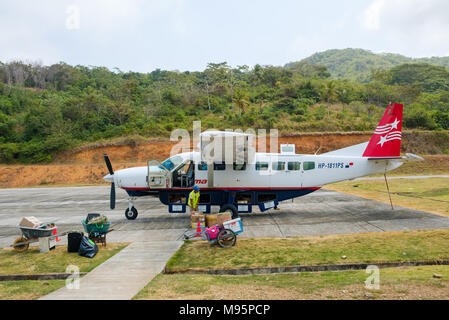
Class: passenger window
288,162,301,171
255,162,269,171
272,162,285,171
233,163,246,171
197,162,208,171
214,162,226,171
303,162,315,171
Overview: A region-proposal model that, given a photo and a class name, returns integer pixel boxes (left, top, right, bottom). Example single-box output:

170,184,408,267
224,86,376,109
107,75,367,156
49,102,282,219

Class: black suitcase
68,231,84,253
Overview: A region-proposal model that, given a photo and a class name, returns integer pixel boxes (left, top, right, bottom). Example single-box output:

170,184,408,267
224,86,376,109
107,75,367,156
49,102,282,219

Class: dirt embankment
1,132,448,188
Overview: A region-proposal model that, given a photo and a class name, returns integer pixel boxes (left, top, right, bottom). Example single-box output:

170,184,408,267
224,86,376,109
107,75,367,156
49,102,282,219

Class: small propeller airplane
103,103,422,220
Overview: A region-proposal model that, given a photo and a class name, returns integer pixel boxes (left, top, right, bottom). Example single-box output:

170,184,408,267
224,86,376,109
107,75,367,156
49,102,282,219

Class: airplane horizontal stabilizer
367,157,403,160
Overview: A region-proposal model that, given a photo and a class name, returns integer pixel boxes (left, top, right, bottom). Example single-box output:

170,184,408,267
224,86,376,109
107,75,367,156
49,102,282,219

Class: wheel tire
217,229,236,248
220,204,239,219
125,207,138,220
13,237,29,253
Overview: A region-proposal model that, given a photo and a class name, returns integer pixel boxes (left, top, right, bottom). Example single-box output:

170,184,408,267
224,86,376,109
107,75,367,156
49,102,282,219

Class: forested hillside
287,48,449,82
0,52,448,163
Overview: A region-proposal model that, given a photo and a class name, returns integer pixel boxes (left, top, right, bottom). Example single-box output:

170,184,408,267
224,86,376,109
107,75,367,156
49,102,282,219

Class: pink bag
205,225,220,240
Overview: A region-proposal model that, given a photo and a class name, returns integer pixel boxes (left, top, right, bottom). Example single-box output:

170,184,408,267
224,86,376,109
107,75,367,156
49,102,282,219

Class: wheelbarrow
12,226,66,253
81,220,113,246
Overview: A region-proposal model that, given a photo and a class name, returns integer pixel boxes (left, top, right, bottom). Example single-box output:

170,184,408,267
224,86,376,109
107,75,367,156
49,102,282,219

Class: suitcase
68,231,84,253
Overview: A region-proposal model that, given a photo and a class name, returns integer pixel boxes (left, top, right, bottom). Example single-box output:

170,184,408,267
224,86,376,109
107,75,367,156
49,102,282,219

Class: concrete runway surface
1,186,449,248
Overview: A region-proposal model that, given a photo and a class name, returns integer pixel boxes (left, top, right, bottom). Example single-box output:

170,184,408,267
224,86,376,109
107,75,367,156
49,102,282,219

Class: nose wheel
125,207,138,220
125,198,138,220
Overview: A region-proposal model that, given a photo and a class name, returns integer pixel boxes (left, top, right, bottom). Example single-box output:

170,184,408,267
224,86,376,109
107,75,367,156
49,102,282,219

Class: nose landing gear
125,198,138,220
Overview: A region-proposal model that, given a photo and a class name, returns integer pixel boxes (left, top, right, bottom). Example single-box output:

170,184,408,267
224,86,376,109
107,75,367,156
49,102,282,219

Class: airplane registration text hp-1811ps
103,103,421,220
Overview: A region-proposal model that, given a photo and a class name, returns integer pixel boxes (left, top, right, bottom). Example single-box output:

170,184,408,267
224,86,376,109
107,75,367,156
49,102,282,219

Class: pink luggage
205,225,220,240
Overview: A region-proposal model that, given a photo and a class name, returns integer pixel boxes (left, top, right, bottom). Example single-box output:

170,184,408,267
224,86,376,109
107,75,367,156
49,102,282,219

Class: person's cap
193,185,200,191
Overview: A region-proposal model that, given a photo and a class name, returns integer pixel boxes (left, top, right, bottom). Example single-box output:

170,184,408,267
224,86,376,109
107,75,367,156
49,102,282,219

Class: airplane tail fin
362,103,403,158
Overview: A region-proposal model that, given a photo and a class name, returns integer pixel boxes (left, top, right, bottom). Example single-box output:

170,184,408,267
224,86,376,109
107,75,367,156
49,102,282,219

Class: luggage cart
183,218,243,248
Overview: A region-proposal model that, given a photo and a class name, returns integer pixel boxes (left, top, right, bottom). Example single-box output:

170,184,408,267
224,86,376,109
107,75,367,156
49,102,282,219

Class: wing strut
384,170,394,210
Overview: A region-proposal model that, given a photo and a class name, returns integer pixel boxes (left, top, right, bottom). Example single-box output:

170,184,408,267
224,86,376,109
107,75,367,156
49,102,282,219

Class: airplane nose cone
104,174,114,183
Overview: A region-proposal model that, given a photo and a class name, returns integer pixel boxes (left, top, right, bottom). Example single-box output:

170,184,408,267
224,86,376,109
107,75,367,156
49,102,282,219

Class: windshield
159,155,183,171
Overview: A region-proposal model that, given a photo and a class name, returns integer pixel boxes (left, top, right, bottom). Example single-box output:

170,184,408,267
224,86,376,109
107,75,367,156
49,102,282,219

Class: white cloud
361,0,385,30
360,0,449,57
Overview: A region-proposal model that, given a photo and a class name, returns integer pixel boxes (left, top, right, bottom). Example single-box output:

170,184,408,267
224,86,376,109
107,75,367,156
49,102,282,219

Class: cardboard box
217,212,232,225
191,222,206,229
223,218,243,234
190,214,205,224
19,216,43,229
205,214,218,227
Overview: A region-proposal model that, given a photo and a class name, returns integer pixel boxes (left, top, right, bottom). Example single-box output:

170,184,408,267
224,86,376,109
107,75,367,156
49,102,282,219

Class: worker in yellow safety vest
188,185,200,213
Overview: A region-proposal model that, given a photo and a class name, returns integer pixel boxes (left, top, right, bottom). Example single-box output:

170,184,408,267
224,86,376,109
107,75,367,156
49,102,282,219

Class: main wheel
220,204,239,219
217,229,236,248
125,207,138,220
13,237,29,253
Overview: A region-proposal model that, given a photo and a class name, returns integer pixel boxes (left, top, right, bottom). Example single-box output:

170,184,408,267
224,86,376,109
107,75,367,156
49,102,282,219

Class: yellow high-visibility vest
188,190,200,208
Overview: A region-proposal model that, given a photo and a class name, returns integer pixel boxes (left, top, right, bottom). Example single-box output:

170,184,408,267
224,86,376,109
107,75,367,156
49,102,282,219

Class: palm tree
323,80,337,120
232,89,250,115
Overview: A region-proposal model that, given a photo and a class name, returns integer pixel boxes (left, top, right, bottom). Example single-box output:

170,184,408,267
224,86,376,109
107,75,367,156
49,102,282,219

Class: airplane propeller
103,154,116,210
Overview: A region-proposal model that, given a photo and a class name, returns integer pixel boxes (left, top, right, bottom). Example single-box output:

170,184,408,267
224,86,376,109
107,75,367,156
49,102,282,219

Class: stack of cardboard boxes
190,211,206,229
190,211,234,229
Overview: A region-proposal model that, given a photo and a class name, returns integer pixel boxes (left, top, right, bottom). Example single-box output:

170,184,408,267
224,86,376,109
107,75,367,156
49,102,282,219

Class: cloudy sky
1,0,448,72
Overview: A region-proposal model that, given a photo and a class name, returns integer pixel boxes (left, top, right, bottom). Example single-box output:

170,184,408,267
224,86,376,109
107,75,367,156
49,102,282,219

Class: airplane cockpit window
233,163,246,171
198,162,208,171
159,155,183,171
303,161,316,171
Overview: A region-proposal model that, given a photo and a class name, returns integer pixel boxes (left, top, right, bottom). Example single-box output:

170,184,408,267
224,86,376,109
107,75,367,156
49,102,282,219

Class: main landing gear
125,198,138,220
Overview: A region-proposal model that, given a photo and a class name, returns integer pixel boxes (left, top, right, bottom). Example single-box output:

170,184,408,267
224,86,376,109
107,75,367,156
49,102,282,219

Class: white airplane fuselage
111,151,402,191
103,103,407,219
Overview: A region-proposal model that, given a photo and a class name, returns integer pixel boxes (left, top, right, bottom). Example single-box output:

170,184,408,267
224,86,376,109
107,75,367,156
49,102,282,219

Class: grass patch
0,243,129,275
326,177,449,217
0,280,66,300
135,265,449,300
165,230,449,273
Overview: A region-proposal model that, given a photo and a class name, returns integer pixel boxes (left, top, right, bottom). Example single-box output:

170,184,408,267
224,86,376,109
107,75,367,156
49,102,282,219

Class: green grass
0,243,129,275
134,265,449,300
0,280,66,300
326,178,449,217
0,243,129,300
165,230,449,273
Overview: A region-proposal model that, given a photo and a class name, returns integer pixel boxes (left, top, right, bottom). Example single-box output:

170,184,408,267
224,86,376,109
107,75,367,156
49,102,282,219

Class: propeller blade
110,182,116,210
103,154,114,175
